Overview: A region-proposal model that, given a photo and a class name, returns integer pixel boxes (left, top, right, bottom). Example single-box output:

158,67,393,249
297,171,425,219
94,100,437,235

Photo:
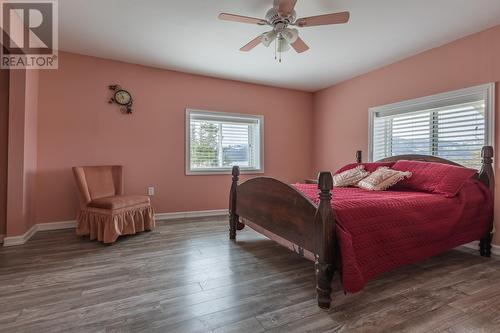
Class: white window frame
368,83,495,162
185,109,265,175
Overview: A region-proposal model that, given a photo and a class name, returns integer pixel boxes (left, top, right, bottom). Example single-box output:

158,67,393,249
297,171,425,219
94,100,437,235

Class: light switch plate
148,187,155,196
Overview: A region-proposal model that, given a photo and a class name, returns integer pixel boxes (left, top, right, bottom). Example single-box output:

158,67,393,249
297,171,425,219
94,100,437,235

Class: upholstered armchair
72,166,155,243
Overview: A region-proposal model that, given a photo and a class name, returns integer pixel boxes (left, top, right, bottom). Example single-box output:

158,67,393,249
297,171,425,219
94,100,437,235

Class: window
186,109,264,175
369,84,495,169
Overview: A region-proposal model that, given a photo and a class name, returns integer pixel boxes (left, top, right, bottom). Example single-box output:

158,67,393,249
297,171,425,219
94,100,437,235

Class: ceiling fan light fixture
281,28,299,44
261,30,278,47
277,37,291,53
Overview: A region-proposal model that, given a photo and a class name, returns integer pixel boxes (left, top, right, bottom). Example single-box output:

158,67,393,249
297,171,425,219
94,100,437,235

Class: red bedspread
294,180,492,293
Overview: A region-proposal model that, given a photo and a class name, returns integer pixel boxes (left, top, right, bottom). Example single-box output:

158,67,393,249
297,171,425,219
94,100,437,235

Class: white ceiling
59,0,500,92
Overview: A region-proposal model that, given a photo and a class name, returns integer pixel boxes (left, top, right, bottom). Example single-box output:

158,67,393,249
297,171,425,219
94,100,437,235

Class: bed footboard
229,166,336,309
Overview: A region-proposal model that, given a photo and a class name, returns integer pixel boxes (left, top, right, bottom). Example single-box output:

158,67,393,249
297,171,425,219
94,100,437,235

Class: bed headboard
376,146,495,194
377,155,462,167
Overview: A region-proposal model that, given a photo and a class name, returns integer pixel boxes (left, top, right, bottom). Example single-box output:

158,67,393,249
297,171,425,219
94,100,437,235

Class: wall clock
108,84,133,114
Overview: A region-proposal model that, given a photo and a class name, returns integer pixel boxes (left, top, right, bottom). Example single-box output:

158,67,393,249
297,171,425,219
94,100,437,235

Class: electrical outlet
148,187,155,196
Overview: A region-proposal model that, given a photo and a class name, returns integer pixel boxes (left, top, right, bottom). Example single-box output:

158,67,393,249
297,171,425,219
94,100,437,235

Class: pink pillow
392,160,477,197
335,162,395,175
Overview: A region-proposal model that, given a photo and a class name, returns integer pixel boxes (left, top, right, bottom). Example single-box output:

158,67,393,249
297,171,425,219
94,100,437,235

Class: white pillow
357,167,412,191
332,165,370,187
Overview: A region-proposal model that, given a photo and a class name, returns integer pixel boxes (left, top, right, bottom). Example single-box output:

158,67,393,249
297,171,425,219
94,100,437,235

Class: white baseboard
462,241,479,251
156,209,228,221
2,210,229,247
462,241,500,257
493,244,500,256
3,224,38,247
36,220,77,231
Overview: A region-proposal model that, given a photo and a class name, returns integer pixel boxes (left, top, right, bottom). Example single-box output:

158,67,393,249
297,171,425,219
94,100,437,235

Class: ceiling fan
218,0,350,61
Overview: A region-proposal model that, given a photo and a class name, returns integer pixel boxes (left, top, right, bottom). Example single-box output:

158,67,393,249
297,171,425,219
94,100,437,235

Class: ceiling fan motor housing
265,8,296,27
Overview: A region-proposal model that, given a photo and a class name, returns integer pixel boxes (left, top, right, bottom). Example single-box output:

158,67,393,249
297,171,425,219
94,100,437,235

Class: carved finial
318,172,333,192
482,146,494,161
478,146,494,197
232,166,240,178
356,151,362,163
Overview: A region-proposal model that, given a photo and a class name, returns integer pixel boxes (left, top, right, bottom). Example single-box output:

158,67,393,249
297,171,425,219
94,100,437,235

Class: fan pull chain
279,33,281,63
274,37,277,61
277,34,282,63
273,33,283,63
279,36,282,63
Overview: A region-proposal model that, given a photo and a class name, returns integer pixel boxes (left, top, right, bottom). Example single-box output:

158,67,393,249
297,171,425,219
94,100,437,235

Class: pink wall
313,25,500,243
0,69,8,236
6,69,39,236
35,52,313,224
24,69,39,230
7,70,27,236
1,7,40,237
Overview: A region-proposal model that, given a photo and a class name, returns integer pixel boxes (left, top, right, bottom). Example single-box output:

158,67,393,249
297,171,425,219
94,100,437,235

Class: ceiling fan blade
240,35,262,52
291,37,310,53
274,0,297,17
218,13,267,25
296,11,350,27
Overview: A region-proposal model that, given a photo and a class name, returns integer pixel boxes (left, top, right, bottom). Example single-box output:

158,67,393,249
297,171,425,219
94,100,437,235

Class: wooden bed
228,146,495,309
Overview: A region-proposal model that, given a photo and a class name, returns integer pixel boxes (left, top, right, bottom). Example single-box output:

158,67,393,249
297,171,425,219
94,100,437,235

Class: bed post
315,171,336,309
356,150,362,163
479,146,494,257
229,166,240,240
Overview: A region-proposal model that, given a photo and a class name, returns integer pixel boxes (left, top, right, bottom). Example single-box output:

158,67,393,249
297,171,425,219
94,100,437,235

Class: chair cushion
88,195,150,210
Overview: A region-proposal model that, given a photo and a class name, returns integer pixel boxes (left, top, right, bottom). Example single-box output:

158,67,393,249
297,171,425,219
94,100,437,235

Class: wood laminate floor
1,217,500,333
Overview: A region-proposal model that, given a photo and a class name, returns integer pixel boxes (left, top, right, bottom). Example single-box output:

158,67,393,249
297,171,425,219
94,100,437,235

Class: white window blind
186,110,264,174
370,84,494,170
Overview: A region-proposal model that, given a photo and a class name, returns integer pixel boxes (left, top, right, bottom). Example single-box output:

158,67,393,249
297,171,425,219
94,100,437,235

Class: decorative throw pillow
335,162,395,175
332,165,370,187
392,160,477,197
358,167,412,191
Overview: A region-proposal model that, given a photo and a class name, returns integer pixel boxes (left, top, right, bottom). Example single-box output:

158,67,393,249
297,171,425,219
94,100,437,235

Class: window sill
186,169,264,176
